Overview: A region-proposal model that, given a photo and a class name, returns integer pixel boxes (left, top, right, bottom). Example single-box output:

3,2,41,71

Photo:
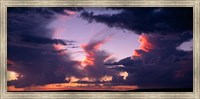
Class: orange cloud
80,38,108,67
139,34,154,52
133,34,154,57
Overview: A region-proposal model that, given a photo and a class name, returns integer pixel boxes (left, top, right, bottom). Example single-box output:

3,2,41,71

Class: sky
7,7,193,91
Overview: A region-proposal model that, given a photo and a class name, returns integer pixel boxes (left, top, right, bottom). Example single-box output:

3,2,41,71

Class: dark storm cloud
112,50,192,67
7,44,85,88
7,7,118,88
7,7,84,88
8,7,83,18
7,47,80,88
107,32,193,67
106,33,193,89
126,56,192,89
81,7,193,35
86,7,195,89
8,7,83,37
107,53,193,89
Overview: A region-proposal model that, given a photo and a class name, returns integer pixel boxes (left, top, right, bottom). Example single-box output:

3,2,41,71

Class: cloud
106,33,193,89
20,34,75,46
80,38,117,79
7,45,82,88
8,7,83,18
7,7,122,88
7,7,83,88
7,7,193,90
81,7,193,35
132,32,192,56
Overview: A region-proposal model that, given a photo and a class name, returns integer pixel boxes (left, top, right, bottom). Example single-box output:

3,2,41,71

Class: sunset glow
7,71,19,81
139,34,154,52
119,71,128,80
81,55,94,67
132,34,154,57
7,7,193,92
7,83,138,91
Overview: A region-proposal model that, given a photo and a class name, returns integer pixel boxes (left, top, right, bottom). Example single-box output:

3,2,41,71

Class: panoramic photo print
7,7,193,92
